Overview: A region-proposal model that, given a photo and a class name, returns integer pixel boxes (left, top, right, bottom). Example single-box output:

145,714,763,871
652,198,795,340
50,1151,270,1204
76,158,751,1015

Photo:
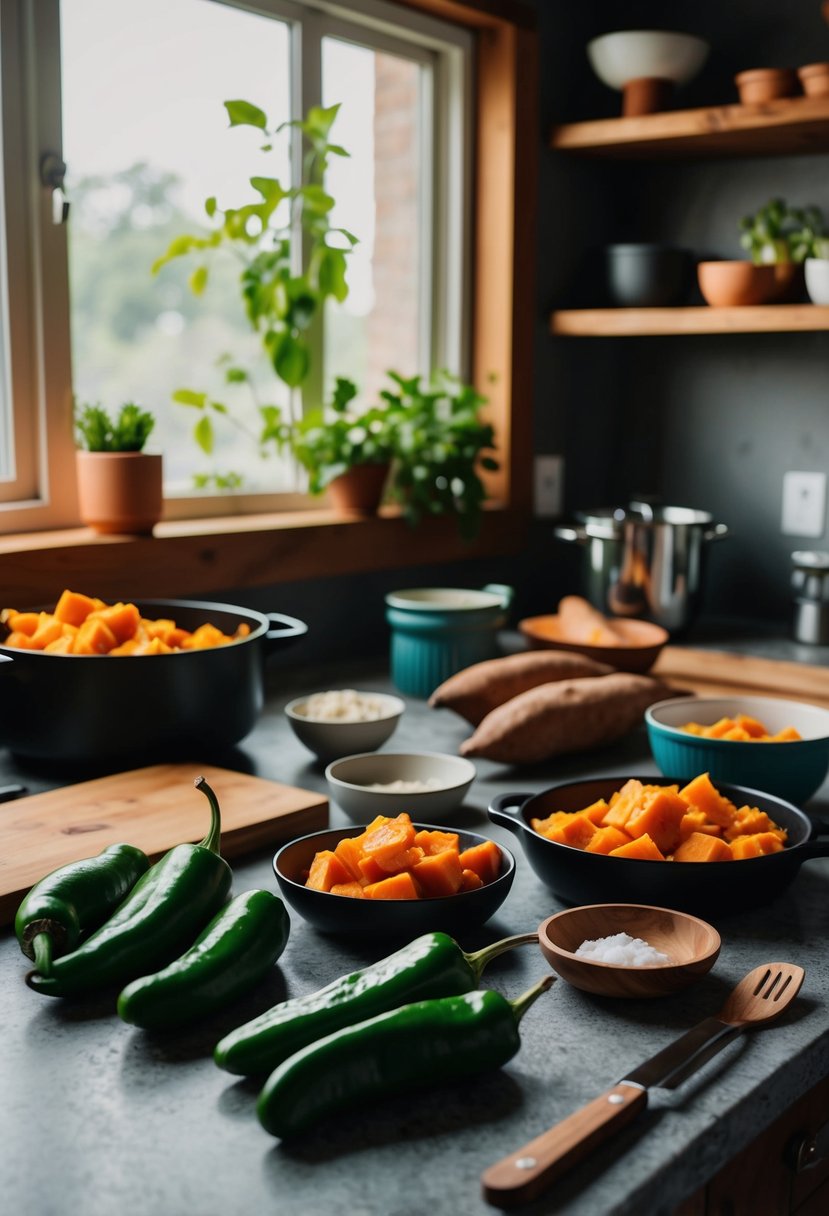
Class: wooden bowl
537,904,721,998
518,615,668,674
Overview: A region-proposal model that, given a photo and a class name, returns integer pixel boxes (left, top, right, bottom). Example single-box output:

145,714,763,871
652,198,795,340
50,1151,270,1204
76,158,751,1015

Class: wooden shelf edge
550,95,829,158
0,504,530,606
550,304,829,337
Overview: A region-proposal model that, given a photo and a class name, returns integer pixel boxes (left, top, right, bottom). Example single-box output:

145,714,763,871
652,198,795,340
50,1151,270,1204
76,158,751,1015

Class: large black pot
489,776,829,916
0,599,307,765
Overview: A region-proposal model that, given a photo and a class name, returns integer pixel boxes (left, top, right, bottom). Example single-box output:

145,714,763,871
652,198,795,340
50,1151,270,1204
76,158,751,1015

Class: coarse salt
367,778,443,793
574,932,670,966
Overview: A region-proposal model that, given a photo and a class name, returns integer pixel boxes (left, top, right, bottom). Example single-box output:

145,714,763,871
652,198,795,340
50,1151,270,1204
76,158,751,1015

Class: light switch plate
781,471,827,537
534,455,564,517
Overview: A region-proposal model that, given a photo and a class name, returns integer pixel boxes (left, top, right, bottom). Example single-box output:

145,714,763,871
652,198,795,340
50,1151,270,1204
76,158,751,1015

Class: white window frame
0,0,473,532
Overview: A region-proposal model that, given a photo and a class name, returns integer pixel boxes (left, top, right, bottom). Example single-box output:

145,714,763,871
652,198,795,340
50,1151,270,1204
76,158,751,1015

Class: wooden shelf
551,96,829,158
550,304,829,337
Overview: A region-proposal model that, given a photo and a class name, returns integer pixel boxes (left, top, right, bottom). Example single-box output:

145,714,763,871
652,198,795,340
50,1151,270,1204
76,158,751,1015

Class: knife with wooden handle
481,962,804,1208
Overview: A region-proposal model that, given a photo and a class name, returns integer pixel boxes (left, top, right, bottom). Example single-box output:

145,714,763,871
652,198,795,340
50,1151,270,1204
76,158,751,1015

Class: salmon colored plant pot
76,450,163,535
734,67,799,104
797,62,829,98
621,76,673,116
697,261,779,307
326,462,390,517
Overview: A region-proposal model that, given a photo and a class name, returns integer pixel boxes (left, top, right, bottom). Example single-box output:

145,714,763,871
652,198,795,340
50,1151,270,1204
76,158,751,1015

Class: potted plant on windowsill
75,402,162,535
262,377,395,516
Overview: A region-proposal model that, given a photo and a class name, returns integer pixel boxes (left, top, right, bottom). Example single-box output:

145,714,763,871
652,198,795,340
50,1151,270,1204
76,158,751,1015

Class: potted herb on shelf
75,401,162,535
698,197,825,307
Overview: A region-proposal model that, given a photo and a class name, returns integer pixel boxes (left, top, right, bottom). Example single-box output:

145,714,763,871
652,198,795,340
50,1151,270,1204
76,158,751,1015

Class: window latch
39,152,70,224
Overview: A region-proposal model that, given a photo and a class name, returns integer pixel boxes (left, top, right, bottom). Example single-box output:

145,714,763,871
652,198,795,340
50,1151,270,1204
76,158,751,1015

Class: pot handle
703,523,730,543
0,654,13,672
265,613,308,650
488,792,531,835
483,583,514,610
553,525,588,545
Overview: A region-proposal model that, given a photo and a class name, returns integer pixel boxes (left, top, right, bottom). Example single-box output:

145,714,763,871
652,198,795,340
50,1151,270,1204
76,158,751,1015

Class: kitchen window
0,0,474,528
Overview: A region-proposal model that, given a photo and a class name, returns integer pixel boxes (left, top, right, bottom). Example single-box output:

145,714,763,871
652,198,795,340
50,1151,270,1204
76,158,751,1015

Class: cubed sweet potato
608,833,665,861
672,831,733,863
626,788,688,855
679,772,737,827
306,850,355,892
584,825,633,855
329,882,366,898
729,832,785,860
53,589,97,627
411,850,464,897
458,840,502,884
363,872,421,900
541,813,598,850
414,828,460,856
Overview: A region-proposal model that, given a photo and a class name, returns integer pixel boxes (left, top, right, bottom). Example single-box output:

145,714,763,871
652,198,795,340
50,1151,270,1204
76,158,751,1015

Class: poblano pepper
214,929,539,1076
27,776,232,998
15,843,150,976
117,888,290,1030
257,974,555,1138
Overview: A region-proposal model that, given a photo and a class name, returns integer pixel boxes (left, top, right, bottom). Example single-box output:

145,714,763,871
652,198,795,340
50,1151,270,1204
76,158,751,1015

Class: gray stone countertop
2,630,829,1216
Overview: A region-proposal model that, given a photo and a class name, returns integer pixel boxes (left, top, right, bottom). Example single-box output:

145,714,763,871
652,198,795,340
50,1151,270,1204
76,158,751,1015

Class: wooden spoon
481,962,805,1208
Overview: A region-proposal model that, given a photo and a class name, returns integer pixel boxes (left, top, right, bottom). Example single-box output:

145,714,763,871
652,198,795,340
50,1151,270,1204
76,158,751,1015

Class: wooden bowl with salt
537,903,721,999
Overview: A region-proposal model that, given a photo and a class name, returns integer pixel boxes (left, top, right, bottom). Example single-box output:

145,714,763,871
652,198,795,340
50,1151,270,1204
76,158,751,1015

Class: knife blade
481,961,804,1209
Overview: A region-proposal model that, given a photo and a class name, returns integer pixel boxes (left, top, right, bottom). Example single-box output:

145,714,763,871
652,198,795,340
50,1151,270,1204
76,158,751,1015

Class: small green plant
75,401,156,452
739,198,828,264
383,370,498,540
265,377,396,495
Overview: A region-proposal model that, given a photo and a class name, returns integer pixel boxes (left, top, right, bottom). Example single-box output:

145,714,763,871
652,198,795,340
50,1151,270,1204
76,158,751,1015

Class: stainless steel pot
554,503,729,633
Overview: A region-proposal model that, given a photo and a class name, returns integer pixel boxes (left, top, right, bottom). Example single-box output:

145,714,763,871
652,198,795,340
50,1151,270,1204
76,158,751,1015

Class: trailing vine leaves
153,101,357,473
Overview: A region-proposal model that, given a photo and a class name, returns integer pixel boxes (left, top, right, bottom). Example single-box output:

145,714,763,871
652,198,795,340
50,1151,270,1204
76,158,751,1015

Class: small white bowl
285,691,405,761
805,258,829,306
587,30,709,90
325,751,477,823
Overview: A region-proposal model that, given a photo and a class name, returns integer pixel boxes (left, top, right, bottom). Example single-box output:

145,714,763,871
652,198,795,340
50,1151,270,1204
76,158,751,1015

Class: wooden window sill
0,503,529,605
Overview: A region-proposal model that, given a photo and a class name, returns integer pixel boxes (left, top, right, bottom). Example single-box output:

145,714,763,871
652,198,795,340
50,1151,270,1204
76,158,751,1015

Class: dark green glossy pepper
257,974,555,1138
27,777,232,999
117,889,290,1030
15,843,150,976
215,929,538,1076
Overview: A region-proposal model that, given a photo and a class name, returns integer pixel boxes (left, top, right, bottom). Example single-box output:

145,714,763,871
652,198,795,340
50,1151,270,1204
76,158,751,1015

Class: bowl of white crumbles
325,751,477,823
285,688,405,761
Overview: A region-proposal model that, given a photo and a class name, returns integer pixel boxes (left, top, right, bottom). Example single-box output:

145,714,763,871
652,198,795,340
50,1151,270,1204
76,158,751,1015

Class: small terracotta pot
734,67,799,104
76,450,163,535
621,76,673,117
797,62,829,98
697,261,779,307
326,462,390,516
769,261,804,303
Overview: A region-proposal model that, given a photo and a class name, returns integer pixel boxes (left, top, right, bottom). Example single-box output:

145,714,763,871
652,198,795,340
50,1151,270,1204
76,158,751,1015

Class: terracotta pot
697,261,779,307
769,261,804,303
734,67,799,104
621,76,674,117
326,462,390,516
76,450,163,535
797,62,829,98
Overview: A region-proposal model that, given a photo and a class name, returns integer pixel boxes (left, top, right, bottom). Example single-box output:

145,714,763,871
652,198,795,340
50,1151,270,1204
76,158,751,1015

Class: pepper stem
193,776,223,856
509,974,556,1024
463,932,540,983
32,932,53,977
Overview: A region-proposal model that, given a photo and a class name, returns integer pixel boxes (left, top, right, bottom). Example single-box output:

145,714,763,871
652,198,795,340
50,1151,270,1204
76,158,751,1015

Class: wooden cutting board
0,764,328,926
653,645,829,709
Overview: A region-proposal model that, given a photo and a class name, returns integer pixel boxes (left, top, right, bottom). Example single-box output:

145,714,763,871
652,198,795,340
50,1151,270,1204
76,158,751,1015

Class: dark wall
220,0,829,665
535,0,829,622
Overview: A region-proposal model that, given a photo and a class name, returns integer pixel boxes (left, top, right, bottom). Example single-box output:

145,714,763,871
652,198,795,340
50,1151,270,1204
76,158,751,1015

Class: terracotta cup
734,67,799,104
326,462,390,516
697,261,779,307
621,76,673,116
797,63,829,98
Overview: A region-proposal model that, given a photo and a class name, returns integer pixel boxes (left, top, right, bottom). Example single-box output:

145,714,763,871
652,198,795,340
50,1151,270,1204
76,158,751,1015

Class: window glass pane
322,38,425,408
60,0,292,495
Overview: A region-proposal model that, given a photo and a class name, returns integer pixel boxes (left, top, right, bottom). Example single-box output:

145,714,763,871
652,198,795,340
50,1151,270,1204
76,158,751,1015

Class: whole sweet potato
459,673,679,765
428,650,614,726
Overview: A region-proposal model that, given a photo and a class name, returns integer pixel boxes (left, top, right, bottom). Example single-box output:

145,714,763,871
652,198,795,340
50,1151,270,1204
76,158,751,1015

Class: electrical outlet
534,455,564,517
781,471,827,537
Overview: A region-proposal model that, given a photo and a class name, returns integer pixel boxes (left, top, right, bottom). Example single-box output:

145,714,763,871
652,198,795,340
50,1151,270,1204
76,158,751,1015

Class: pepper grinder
791,550,829,645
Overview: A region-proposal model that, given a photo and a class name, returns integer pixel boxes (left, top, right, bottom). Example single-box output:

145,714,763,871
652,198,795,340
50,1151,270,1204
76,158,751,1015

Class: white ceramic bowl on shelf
805,258,829,305
588,30,709,111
